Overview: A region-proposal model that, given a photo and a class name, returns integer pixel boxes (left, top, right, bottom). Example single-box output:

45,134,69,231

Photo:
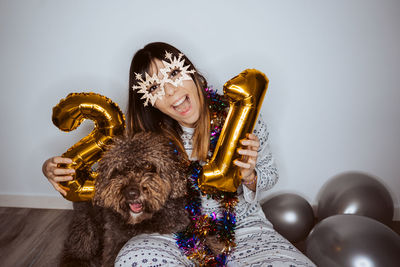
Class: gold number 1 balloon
198,69,269,193
52,92,125,201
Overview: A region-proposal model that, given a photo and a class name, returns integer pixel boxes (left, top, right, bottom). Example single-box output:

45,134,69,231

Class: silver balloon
317,172,394,226
262,193,315,243
306,214,400,267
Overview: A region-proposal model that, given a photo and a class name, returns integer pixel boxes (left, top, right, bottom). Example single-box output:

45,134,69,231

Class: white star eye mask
132,72,165,106
132,51,196,106
161,52,196,87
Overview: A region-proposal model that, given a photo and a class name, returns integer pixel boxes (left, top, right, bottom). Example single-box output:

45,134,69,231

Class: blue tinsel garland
174,87,238,267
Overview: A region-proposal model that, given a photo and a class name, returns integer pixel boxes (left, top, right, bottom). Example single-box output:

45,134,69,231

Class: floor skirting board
0,194,399,220
0,194,73,210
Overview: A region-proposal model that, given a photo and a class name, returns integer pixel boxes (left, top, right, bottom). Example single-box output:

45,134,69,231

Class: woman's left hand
233,133,259,191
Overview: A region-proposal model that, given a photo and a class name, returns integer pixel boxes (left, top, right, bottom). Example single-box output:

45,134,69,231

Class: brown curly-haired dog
60,132,190,267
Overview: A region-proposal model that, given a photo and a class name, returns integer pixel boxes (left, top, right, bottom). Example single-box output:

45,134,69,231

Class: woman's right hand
42,156,75,196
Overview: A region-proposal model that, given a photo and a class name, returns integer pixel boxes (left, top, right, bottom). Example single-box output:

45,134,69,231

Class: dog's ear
93,159,126,207
167,160,188,199
156,136,189,199
169,170,187,199
93,141,127,206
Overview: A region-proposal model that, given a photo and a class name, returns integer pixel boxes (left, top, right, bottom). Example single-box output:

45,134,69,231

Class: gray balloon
262,193,315,243
317,172,394,225
306,214,400,267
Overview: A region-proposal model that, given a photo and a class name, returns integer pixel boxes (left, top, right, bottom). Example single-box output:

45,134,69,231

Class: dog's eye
143,163,155,172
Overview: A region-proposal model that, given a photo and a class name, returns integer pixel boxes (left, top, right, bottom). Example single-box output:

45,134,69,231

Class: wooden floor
0,207,399,267
0,207,73,267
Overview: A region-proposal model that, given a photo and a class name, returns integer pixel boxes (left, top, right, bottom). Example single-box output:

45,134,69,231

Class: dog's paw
205,235,226,256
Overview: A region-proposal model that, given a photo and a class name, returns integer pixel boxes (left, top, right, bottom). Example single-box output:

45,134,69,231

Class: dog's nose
123,185,140,199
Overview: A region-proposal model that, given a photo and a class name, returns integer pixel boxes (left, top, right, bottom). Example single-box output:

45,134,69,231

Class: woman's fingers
53,168,75,176
236,133,259,169
43,156,75,181
49,179,67,196
42,156,75,196
43,157,72,172
52,175,74,183
233,133,260,188
240,139,259,148
234,158,256,183
234,157,256,169
233,159,251,169
51,156,73,165
234,158,256,169
237,148,257,157
247,133,258,140
240,133,260,150
234,133,259,182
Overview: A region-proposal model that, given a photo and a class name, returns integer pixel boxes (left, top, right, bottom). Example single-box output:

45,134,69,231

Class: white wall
0,0,399,217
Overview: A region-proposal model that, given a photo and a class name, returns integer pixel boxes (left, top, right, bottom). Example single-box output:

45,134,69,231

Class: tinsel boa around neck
174,87,238,267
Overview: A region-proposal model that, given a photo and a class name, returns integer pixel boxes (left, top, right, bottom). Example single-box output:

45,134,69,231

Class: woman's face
149,58,201,128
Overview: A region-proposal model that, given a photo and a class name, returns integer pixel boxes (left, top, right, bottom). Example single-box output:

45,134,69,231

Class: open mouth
128,201,143,213
172,95,191,115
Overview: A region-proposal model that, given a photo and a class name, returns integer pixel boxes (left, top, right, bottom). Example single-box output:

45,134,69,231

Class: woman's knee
115,234,193,267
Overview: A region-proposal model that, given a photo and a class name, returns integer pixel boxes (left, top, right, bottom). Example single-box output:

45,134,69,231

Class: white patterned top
180,114,279,224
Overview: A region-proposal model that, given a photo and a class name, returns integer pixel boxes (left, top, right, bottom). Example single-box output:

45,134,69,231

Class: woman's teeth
173,96,187,107
172,96,191,113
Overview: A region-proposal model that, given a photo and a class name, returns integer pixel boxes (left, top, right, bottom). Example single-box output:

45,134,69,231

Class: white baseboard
0,195,399,220
0,194,73,210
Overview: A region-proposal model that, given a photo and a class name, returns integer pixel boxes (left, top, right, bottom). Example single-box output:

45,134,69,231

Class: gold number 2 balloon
52,92,125,202
198,69,269,193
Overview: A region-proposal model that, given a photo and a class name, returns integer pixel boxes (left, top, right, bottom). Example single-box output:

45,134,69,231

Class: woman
43,42,315,266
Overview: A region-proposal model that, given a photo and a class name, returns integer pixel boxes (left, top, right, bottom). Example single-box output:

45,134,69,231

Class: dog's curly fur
60,132,190,267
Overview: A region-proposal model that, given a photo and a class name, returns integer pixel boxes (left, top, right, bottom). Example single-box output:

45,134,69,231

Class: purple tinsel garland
174,87,238,267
